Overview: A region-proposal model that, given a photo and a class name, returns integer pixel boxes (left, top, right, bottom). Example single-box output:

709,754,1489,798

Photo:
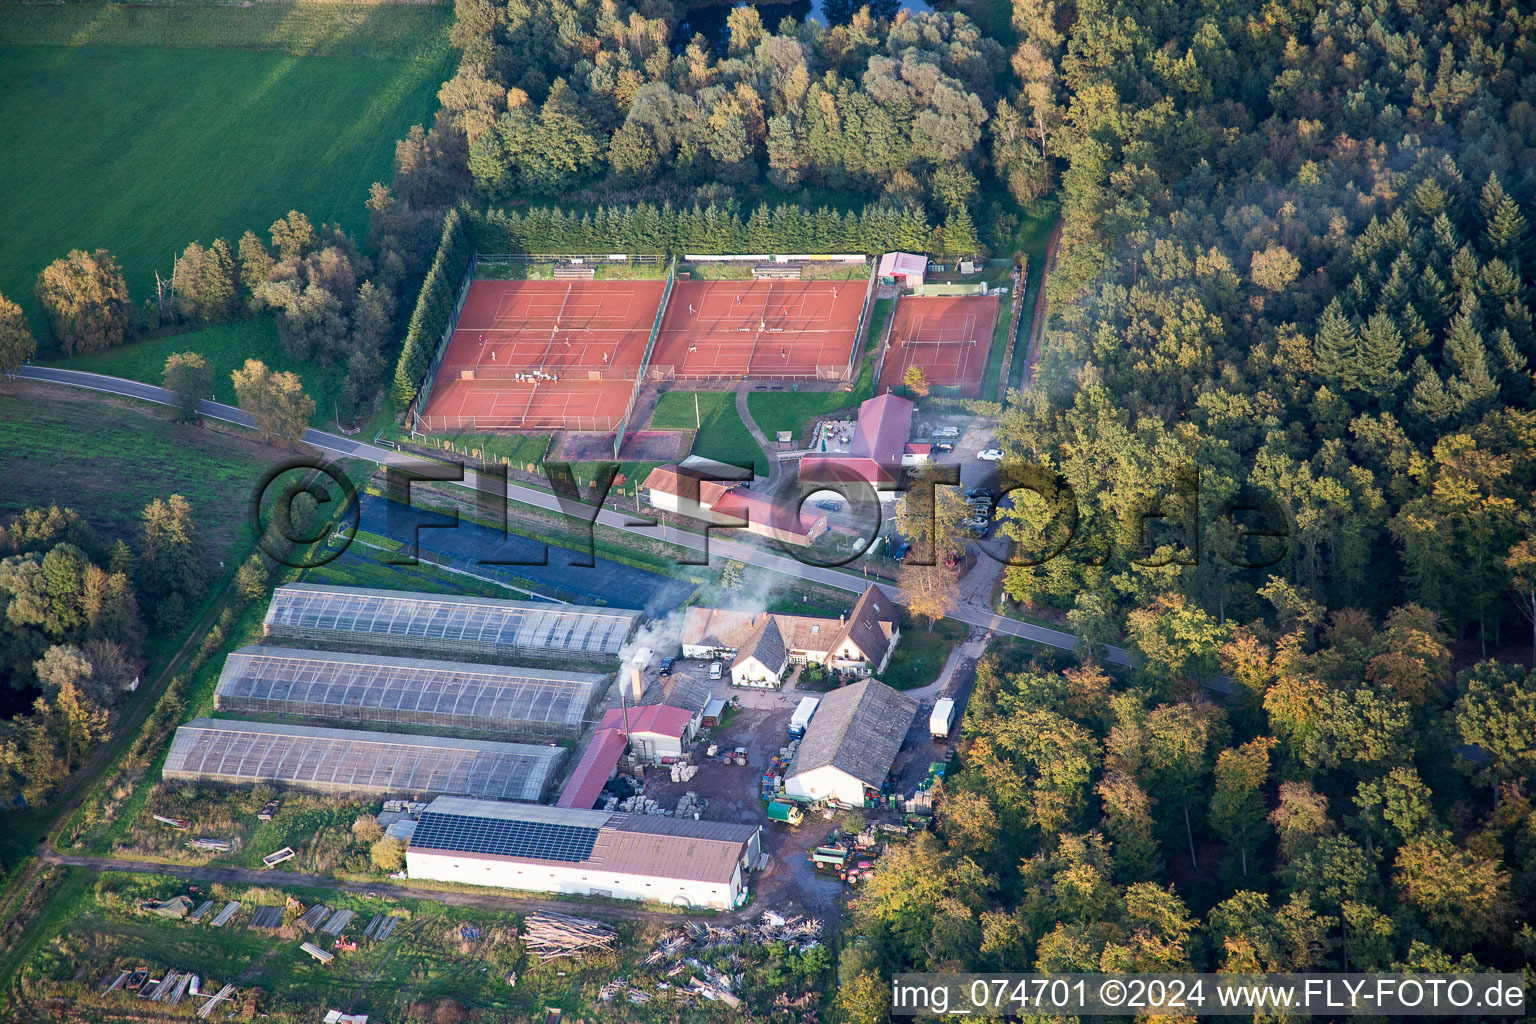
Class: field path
14,366,1130,665
734,390,780,489
43,851,731,923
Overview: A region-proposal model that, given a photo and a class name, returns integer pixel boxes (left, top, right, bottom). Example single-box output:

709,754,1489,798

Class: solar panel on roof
411,811,600,863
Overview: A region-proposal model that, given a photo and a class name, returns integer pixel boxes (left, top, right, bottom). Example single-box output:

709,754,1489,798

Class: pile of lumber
523,912,616,961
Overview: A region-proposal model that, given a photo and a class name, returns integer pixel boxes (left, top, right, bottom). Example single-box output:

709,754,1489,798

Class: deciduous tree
0,293,36,376
232,359,315,445
34,249,132,354
162,352,213,422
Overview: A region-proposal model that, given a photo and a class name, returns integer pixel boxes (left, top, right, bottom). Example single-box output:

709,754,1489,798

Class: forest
827,0,1536,1014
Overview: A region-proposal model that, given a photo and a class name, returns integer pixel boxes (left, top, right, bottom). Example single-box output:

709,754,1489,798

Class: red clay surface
650,279,864,380
877,294,1001,398
420,279,667,431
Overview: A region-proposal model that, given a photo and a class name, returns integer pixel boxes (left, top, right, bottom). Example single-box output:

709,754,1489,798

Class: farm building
598,704,695,759
680,585,901,677
261,584,640,663
783,680,918,806
163,718,565,801
406,797,763,909
213,646,606,740
555,727,628,809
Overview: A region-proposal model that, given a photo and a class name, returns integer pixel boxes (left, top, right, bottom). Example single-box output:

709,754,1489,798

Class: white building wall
407,850,738,908
627,731,684,759
730,655,785,689
784,764,867,806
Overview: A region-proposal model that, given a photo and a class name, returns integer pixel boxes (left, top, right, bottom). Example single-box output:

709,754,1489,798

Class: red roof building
801,393,915,487
640,466,829,546
556,726,627,809
599,704,696,759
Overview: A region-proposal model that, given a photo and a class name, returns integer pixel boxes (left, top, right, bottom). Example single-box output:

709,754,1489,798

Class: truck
766,800,804,825
929,698,956,739
788,696,820,737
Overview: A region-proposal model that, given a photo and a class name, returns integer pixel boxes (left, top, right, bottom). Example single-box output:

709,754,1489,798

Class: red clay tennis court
420,279,667,431
878,294,1001,398
649,279,865,380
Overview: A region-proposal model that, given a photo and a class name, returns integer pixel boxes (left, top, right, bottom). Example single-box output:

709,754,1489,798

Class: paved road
40,852,690,923
16,366,1131,665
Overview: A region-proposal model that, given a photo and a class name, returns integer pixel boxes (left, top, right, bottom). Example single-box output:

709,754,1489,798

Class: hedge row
390,206,472,409
475,200,935,257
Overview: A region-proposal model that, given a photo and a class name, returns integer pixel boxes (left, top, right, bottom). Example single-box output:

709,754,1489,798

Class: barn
782,680,918,807
405,797,763,909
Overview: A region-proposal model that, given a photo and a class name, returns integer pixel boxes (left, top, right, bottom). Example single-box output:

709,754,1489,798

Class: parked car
966,487,994,499
709,661,723,680
931,426,961,439
815,499,842,512
660,657,675,673
891,539,912,562
977,448,1005,461
933,442,955,453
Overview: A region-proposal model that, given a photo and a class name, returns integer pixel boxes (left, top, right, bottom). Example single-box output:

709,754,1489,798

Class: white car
709,661,723,680
977,448,1005,461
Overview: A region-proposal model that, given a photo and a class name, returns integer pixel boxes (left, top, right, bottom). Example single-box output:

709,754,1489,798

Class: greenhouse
213,646,606,740
261,584,641,662
163,718,566,801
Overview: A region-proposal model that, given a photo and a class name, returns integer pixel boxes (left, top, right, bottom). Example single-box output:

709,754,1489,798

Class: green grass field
0,380,279,557
651,391,769,477
42,316,357,426
0,3,453,332
880,613,969,690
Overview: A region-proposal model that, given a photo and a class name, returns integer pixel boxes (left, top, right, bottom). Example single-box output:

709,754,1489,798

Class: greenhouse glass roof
163,718,564,801
214,646,604,732
262,584,640,657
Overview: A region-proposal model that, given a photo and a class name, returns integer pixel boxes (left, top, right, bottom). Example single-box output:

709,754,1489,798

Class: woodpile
522,912,617,961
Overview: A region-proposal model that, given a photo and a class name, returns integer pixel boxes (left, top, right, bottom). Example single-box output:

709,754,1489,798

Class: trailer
788,696,819,737
766,800,804,825
810,846,849,867
929,698,956,739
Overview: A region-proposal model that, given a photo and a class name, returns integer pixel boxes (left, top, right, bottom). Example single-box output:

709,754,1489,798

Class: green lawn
42,316,356,427
745,297,892,439
0,4,453,331
880,612,969,690
651,391,769,478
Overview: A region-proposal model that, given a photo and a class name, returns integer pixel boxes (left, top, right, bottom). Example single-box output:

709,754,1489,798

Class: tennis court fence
437,362,644,382
646,363,850,382
415,413,624,433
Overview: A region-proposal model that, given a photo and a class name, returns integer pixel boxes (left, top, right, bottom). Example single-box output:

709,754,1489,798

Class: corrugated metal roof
408,797,758,884
556,727,627,809
786,680,917,789
598,704,693,738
